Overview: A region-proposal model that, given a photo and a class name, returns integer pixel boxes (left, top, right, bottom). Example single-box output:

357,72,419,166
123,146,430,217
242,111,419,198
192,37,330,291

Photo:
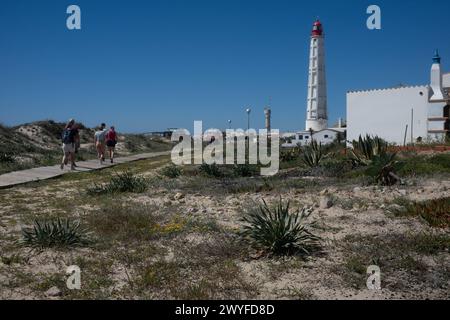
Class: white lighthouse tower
305,20,328,132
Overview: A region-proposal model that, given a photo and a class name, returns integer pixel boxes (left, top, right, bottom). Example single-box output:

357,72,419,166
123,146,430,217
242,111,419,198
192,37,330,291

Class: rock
163,200,172,206
320,196,333,209
188,207,198,213
45,286,61,297
320,189,329,196
398,189,407,196
174,192,185,200
164,250,175,263
353,187,361,193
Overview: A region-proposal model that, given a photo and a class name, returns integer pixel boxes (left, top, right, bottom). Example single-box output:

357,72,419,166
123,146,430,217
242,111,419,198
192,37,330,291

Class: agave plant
240,198,321,255
302,139,324,168
21,218,92,248
365,153,402,186
87,170,148,195
351,135,388,165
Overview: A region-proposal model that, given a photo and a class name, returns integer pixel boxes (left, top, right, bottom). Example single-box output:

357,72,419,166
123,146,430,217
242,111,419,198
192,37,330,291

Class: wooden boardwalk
0,151,170,189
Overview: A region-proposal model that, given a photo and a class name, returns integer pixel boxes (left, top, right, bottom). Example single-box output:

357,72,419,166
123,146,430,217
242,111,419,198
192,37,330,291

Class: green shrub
302,140,324,168
240,198,321,255
160,164,182,179
86,203,159,242
392,197,450,228
199,163,223,178
428,153,450,171
365,153,403,186
233,164,256,177
399,156,443,176
0,153,15,163
87,171,148,195
281,148,301,162
21,218,92,248
314,158,353,178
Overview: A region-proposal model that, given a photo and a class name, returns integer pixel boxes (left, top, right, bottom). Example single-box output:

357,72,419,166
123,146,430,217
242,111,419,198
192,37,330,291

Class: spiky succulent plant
240,198,321,255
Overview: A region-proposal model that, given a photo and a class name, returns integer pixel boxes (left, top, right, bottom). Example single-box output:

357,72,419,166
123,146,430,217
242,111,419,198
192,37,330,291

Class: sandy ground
0,159,449,300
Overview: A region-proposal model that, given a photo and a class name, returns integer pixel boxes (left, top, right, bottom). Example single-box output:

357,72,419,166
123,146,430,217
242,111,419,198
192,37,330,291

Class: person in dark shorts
61,119,76,170
72,123,81,167
105,126,117,163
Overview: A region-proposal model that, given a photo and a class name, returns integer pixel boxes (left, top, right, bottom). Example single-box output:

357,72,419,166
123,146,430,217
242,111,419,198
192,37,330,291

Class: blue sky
0,0,449,133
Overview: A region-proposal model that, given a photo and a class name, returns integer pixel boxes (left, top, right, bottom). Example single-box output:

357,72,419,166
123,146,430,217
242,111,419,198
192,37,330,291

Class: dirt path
0,151,170,189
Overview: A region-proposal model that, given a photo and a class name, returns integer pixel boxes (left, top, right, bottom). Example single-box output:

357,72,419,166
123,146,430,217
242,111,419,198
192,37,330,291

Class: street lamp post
245,108,251,162
245,108,251,131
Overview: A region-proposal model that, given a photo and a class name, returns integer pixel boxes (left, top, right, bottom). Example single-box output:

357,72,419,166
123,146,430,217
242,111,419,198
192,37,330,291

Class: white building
283,127,346,147
347,51,450,145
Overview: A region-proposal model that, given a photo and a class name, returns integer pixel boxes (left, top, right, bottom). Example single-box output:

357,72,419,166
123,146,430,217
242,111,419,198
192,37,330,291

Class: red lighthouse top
311,20,323,37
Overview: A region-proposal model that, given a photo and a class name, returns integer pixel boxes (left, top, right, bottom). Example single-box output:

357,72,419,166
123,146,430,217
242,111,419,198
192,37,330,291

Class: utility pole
411,108,414,145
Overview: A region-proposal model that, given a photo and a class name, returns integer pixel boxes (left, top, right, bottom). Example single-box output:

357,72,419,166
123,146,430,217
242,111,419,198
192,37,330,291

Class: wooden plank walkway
0,151,170,189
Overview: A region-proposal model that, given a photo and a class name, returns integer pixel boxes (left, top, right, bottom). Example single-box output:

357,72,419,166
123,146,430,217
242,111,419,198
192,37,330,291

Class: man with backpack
61,119,77,170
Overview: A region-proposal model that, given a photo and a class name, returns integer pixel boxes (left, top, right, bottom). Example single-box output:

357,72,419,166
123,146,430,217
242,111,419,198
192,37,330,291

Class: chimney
430,49,444,101
264,107,271,131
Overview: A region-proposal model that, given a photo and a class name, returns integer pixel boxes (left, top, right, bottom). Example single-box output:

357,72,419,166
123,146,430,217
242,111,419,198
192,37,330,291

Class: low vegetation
391,197,450,228
337,232,450,290
160,164,182,179
1,128,450,299
86,171,148,195
199,163,223,178
240,198,321,255
21,218,92,249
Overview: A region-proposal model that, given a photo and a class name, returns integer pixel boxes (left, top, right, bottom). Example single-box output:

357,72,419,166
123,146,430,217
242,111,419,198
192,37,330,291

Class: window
324,135,329,138
305,136,309,139
298,135,303,140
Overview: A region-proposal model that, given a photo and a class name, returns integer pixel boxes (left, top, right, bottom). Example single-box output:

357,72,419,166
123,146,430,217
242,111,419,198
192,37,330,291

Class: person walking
105,126,117,163
94,123,107,164
72,123,81,167
61,119,76,170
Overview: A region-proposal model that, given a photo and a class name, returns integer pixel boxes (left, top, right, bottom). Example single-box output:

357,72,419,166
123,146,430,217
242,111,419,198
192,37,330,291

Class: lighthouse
305,20,328,132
